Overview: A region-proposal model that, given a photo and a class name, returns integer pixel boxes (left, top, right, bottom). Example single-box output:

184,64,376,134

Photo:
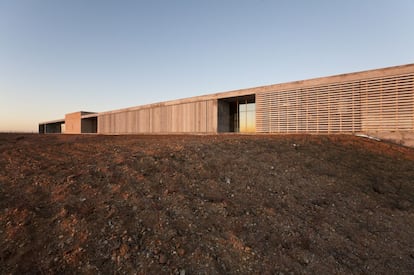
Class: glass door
239,102,255,132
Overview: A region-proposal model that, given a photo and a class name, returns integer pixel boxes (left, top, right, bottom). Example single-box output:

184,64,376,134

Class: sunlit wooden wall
98,100,217,134
96,65,414,135
256,73,414,133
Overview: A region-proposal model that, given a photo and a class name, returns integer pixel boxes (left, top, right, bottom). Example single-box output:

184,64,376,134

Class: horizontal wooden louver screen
256,73,414,133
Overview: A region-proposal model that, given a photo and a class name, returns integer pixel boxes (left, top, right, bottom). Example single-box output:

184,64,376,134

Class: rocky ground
0,133,413,274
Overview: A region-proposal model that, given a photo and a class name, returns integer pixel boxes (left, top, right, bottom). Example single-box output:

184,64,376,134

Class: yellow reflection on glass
239,103,255,132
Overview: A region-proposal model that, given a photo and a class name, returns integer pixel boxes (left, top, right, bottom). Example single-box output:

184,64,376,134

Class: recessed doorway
218,95,255,133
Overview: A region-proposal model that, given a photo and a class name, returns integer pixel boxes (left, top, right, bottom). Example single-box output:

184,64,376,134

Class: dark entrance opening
39,120,65,134
81,116,98,133
218,94,255,133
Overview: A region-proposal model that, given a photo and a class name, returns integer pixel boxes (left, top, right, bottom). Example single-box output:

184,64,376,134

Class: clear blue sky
1,0,413,132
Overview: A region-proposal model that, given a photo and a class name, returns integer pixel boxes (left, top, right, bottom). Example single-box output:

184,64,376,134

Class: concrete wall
64,112,97,134
365,131,414,148
65,112,82,134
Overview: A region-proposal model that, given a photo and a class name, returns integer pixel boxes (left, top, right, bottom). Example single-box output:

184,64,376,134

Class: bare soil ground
0,133,414,274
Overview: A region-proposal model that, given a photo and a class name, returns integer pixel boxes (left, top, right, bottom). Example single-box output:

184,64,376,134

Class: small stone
301,253,312,265
132,206,138,211
159,254,167,264
177,248,185,256
180,269,186,275
225,177,231,184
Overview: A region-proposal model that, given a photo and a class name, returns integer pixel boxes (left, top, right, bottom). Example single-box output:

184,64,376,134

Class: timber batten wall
360,73,414,131
256,72,414,134
39,63,414,146
98,100,217,134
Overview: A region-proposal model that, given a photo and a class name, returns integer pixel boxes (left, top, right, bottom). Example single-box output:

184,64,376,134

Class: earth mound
1,134,413,274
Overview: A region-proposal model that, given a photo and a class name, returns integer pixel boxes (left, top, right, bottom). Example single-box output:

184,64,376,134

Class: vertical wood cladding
256,73,414,133
98,100,217,134
96,65,413,135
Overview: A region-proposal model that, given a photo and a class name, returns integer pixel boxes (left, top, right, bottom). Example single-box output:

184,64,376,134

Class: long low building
39,63,414,146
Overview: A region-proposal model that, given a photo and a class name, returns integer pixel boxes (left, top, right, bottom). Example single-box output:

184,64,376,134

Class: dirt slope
1,133,413,274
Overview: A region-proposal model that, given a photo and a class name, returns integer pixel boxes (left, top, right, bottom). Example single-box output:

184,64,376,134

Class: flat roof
39,118,65,125
99,63,414,116
81,113,98,119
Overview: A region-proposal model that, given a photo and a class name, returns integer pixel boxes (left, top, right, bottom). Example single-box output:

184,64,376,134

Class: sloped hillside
1,133,413,274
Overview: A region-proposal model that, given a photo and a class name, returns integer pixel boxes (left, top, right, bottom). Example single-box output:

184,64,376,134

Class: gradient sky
1,0,413,132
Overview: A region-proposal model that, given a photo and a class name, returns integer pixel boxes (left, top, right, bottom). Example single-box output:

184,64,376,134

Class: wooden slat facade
98,100,217,134
256,73,414,133
54,63,412,137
